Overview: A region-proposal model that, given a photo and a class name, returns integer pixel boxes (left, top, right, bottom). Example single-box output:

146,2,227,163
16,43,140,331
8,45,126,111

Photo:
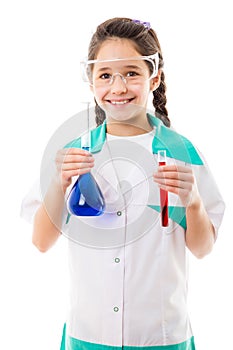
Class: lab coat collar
90,114,203,165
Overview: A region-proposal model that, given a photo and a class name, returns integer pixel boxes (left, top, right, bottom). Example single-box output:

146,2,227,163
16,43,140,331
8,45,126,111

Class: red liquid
159,161,169,227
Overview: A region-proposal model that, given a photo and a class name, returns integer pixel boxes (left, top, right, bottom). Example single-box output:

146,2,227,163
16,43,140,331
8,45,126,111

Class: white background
0,1,232,349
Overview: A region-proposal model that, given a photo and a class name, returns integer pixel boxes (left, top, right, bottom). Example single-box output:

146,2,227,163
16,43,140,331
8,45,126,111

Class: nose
110,73,127,94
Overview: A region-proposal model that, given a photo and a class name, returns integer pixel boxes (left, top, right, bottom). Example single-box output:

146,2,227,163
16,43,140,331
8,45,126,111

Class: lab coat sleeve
20,177,69,232
20,153,70,231
193,151,225,238
20,178,42,224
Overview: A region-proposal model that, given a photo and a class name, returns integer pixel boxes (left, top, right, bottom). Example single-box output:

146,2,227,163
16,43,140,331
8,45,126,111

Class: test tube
158,150,169,227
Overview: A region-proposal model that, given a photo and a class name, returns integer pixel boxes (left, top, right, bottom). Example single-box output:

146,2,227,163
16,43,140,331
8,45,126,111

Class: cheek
93,86,107,102
134,84,151,100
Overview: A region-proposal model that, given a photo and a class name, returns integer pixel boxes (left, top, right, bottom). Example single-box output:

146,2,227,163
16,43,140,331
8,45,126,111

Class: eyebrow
95,65,144,72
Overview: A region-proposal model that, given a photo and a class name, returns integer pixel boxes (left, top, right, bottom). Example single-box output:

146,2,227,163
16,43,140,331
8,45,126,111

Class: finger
61,167,93,179
157,165,192,174
61,161,94,172
55,148,92,162
154,177,193,191
154,171,194,183
158,184,191,198
61,154,94,164
55,150,94,172
62,148,91,156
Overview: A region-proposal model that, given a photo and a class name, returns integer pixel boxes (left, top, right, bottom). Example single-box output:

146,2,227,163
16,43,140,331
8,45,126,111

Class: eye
100,73,111,80
126,71,139,77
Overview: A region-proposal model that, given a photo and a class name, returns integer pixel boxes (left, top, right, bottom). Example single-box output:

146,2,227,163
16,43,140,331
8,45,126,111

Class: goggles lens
80,53,159,87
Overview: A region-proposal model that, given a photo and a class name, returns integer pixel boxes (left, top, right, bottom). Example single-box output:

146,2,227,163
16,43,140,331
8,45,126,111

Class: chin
103,103,145,122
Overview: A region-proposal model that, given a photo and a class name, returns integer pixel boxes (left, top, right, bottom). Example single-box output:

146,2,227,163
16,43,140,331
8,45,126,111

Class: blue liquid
67,172,105,216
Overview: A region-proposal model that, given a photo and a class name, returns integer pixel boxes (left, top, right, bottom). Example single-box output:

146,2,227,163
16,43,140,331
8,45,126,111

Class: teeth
111,100,129,105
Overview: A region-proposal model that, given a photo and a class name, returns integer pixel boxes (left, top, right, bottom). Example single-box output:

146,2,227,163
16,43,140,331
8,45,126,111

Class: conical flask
66,132,105,216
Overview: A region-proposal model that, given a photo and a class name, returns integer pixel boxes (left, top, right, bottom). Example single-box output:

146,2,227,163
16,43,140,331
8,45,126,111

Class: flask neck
81,132,90,150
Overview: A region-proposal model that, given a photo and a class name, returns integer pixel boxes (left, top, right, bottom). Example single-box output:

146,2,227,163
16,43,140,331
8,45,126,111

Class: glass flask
66,133,105,216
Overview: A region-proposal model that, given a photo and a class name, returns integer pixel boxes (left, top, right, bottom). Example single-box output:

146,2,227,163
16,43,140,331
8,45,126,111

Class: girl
21,17,225,350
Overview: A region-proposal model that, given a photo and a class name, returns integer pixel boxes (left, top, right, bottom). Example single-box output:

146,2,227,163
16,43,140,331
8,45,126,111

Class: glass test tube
158,150,169,227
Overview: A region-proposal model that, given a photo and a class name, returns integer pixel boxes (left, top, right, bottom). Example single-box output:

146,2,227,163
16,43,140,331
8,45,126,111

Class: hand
55,148,94,193
153,164,200,207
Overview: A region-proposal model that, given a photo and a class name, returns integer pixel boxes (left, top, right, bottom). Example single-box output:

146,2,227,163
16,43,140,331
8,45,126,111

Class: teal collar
91,114,203,165
65,114,203,165
149,114,203,165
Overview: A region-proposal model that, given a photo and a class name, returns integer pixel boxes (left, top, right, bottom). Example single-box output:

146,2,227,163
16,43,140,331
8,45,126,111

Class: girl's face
90,38,161,126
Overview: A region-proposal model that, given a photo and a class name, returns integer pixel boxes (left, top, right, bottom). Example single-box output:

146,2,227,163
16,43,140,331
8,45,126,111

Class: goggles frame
80,52,159,86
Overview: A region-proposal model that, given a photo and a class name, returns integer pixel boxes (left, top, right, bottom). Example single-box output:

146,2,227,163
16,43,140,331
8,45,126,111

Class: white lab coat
21,114,225,350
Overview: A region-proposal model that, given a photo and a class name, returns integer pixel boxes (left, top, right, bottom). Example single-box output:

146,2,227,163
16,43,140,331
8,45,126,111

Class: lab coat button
115,258,120,263
117,211,122,216
113,306,119,312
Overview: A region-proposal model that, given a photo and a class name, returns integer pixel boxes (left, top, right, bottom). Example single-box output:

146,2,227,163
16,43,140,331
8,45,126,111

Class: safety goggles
80,53,159,87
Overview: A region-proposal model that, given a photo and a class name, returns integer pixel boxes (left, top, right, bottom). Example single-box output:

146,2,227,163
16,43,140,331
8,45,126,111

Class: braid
152,71,170,127
95,100,106,126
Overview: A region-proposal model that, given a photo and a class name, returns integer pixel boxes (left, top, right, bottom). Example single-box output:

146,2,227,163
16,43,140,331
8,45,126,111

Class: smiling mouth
108,98,134,105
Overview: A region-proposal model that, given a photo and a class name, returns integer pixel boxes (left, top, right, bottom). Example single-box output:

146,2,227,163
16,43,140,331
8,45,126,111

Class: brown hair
88,17,170,127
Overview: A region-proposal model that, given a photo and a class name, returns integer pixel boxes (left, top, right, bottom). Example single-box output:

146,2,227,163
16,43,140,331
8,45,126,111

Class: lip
106,98,135,105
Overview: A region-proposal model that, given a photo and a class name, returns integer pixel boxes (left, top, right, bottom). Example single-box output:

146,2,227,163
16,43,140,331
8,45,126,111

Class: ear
150,69,162,92
89,84,94,93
